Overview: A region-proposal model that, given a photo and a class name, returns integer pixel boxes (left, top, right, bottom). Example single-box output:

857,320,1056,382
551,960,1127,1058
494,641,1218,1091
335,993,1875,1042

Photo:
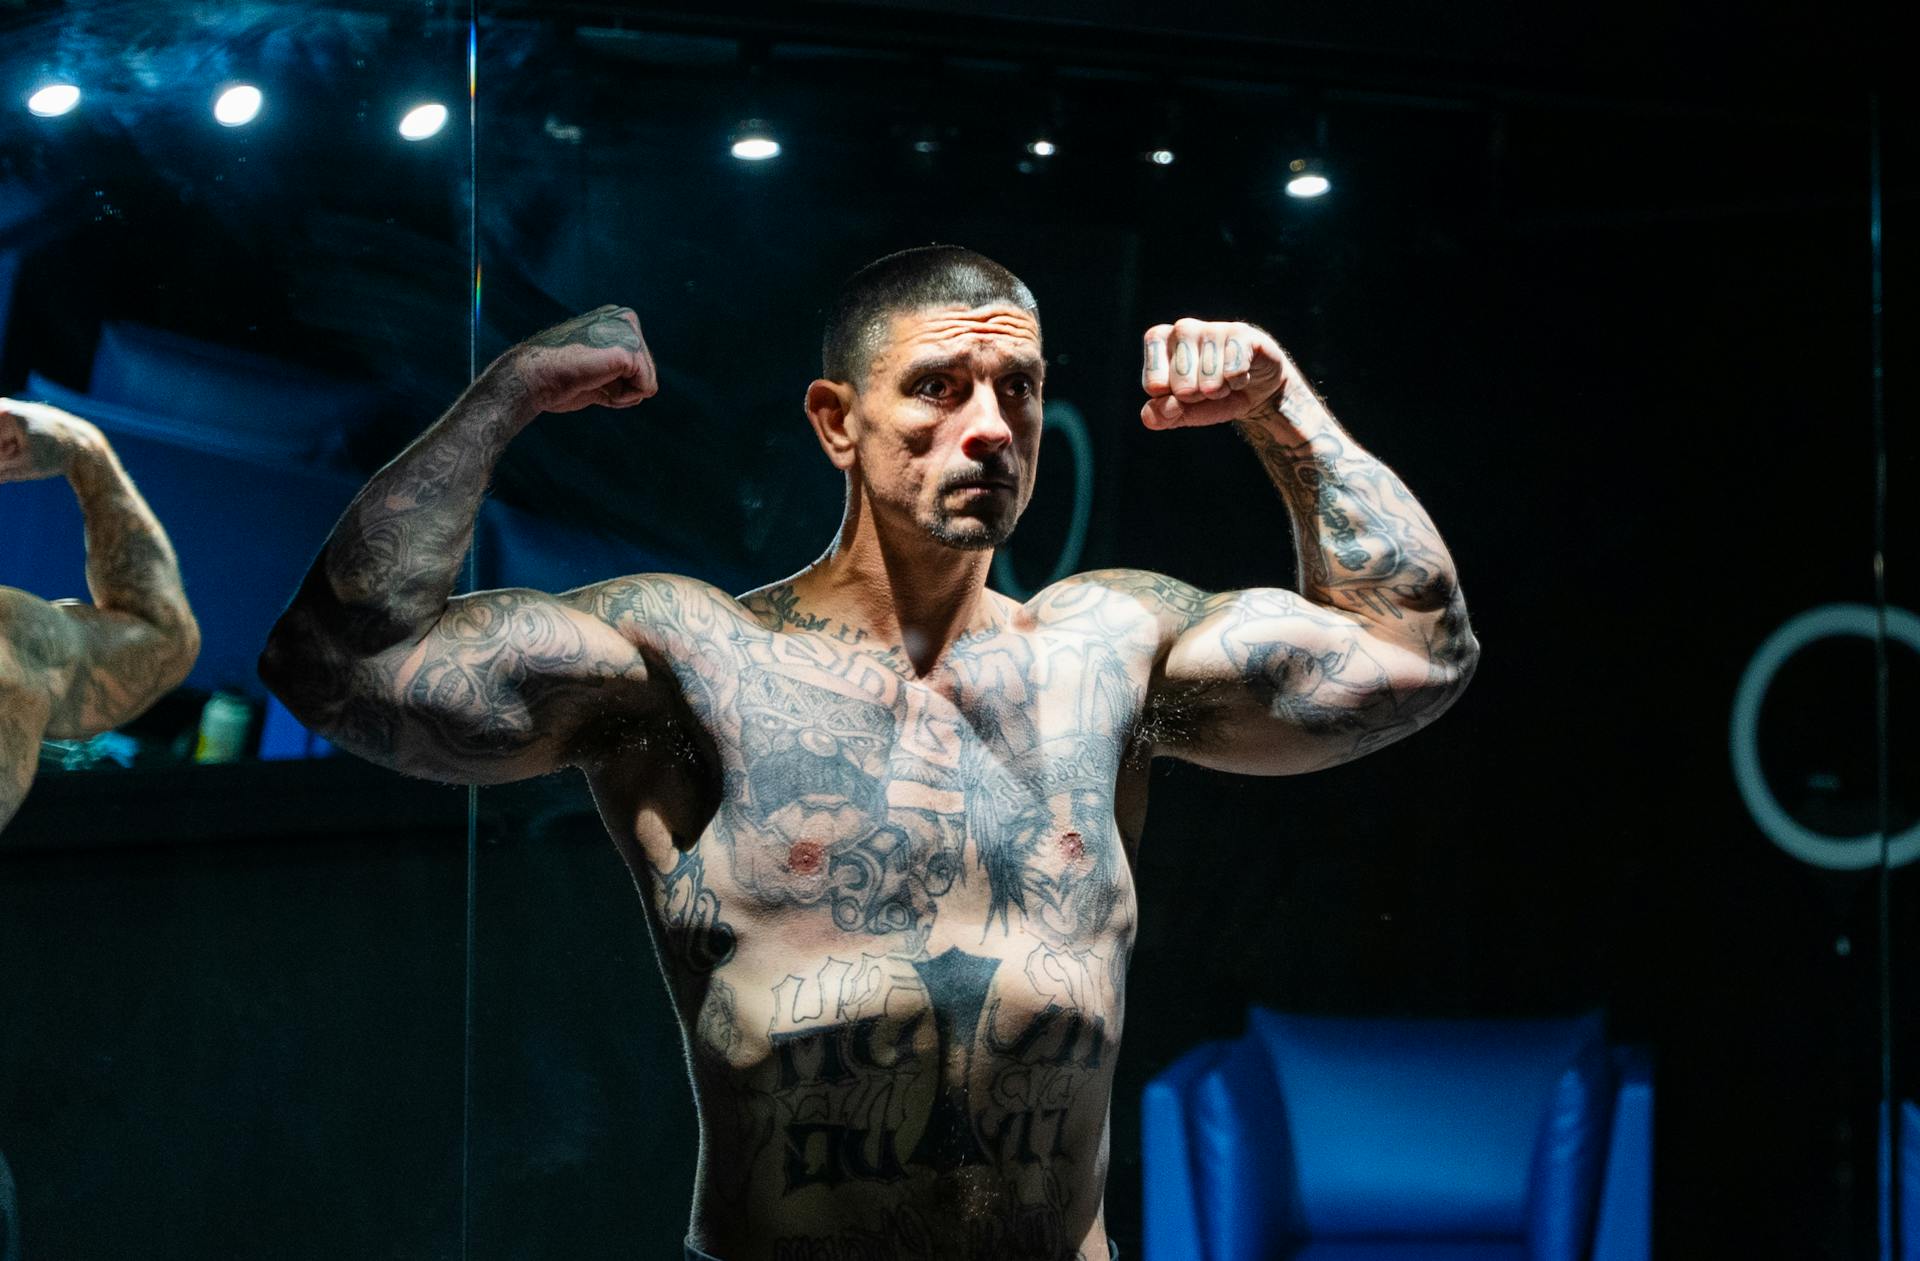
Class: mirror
0,3,474,1255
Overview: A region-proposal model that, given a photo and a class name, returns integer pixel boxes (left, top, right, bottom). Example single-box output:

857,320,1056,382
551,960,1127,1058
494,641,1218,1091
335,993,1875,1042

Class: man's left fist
1139,319,1289,430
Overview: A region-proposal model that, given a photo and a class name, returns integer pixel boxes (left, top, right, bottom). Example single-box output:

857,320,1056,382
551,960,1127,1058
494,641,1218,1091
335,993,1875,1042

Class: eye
915,376,954,400
1003,374,1035,399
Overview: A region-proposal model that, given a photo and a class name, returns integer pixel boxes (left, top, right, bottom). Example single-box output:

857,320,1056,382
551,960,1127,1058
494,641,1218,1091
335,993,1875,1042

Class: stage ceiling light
1285,156,1331,198
730,120,780,160
1027,138,1056,157
399,102,449,140
1148,148,1176,166
27,83,80,117
214,84,263,127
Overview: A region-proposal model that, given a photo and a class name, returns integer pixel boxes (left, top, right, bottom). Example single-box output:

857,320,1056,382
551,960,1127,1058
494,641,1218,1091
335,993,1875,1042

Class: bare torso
583,577,1156,1261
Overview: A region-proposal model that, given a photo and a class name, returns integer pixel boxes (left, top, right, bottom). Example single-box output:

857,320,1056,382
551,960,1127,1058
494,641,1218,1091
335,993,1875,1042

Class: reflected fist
1139,319,1290,430
500,305,659,417
0,398,104,484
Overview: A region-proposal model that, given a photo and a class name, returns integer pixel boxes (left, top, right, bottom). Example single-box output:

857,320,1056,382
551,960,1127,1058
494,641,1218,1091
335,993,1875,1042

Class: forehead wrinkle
877,304,1043,379
896,348,1047,381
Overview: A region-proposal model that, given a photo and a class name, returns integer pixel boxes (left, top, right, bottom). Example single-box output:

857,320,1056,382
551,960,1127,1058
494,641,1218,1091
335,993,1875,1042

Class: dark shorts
684,1240,1120,1260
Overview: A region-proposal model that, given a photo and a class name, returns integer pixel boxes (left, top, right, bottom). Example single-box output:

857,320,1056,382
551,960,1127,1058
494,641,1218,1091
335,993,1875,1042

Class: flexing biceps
267,581,662,784
1152,584,1468,775
0,585,199,827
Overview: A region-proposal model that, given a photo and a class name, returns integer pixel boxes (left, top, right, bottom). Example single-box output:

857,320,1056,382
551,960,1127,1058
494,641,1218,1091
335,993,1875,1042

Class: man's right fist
0,398,105,484
499,305,658,416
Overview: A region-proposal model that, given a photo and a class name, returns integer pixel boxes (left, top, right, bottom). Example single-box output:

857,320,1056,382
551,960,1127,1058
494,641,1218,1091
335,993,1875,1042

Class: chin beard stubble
925,500,1017,551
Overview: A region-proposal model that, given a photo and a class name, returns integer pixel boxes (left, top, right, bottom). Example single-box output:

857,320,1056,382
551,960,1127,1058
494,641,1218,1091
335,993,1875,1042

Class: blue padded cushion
1183,1025,1301,1258
1290,1243,1527,1261
1247,1008,1609,1242
1902,1100,1920,1261
81,322,375,465
1525,1014,1613,1261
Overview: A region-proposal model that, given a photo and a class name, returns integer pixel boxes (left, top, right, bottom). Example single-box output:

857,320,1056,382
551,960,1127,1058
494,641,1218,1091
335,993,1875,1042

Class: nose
957,389,1013,461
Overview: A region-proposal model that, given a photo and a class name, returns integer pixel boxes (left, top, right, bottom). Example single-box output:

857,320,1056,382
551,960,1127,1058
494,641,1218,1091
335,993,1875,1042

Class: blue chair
1898,1100,1919,1261
1143,1009,1651,1261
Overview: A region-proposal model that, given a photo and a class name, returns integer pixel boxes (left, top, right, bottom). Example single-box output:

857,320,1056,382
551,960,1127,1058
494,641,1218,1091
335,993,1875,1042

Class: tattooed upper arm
1032,569,1469,775
269,572,736,785
0,585,195,743
1156,582,1472,775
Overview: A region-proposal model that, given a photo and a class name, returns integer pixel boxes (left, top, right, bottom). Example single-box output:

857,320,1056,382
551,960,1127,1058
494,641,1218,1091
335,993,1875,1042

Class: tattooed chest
657,637,1143,965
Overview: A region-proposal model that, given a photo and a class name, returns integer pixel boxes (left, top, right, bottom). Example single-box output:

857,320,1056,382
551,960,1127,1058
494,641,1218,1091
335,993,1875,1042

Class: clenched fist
0,398,105,484
1139,319,1293,430
492,304,659,418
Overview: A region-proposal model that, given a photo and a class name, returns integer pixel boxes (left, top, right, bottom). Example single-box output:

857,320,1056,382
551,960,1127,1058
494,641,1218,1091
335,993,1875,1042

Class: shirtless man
259,246,1478,1261
0,399,201,830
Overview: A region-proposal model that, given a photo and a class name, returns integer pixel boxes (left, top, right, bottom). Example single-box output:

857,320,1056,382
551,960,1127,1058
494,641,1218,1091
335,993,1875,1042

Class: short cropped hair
822,245,1040,387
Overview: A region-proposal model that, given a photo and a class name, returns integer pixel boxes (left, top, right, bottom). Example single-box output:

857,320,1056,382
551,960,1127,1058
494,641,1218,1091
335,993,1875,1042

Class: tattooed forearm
1234,397,1463,626
330,375,529,652
1,445,201,742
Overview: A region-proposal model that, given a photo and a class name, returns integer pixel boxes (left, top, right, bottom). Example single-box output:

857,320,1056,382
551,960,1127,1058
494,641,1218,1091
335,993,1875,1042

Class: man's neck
790,494,1003,678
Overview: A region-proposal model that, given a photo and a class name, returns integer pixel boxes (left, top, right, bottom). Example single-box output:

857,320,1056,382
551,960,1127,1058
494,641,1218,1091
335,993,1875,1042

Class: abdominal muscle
665,884,1130,1261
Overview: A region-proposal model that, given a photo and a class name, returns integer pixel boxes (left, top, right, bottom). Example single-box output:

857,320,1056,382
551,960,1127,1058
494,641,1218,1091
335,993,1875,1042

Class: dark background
1,0,1913,1257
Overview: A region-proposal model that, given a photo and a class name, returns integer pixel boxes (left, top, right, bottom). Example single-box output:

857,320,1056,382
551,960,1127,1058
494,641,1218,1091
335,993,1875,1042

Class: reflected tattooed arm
259,306,698,782
1129,318,1479,774
0,400,200,827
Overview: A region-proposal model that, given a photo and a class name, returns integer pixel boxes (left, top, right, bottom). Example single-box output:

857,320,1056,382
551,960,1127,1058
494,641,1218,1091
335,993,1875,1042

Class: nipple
787,840,825,875
1057,830,1086,862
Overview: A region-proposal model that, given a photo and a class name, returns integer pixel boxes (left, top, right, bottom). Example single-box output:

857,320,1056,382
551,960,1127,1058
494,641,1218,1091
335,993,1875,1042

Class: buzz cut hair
821,244,1040,388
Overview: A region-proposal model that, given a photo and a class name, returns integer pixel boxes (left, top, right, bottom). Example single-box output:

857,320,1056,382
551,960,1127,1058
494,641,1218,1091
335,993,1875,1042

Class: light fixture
213,84,263,127
1284,156,1331,199
398,102,449,141
26,83,80,117
1148,148,1176,166
729,119,779,161
1026,138,1056,157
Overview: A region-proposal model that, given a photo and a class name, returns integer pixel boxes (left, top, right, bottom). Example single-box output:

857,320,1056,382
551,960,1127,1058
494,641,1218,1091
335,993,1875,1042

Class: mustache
937,462,1018,492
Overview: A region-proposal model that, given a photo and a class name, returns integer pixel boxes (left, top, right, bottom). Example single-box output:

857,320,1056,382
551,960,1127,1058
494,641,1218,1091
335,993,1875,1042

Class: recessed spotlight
1284,157,1331,199
912,138,940,155
214,84,263,127
730,120,780,161
1148,148,1176,166
27,83,80,117
1027,138,1056,157
398,102,449,141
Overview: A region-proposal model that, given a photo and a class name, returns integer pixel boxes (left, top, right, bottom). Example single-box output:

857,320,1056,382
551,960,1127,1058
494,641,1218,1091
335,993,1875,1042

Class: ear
805,378,859,470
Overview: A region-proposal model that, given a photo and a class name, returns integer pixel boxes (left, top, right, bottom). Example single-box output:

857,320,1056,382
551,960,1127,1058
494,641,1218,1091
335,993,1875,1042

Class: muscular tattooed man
260,246,1478,1261
0,400,200,830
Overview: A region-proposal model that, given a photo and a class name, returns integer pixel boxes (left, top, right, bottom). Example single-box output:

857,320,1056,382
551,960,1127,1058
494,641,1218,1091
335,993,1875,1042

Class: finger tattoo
1200,340,1218,376
1226,339,1244,371
1173,341,1192,376
1146,340,1163,372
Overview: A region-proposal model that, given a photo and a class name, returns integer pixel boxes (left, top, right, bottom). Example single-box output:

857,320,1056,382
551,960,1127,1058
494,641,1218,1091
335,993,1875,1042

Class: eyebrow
897,352,1047,381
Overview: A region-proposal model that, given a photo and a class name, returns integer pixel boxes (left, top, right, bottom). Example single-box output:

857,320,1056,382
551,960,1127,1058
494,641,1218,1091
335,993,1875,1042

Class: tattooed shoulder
563,572,753,644
0,588,75,678
1027,568,1215,647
